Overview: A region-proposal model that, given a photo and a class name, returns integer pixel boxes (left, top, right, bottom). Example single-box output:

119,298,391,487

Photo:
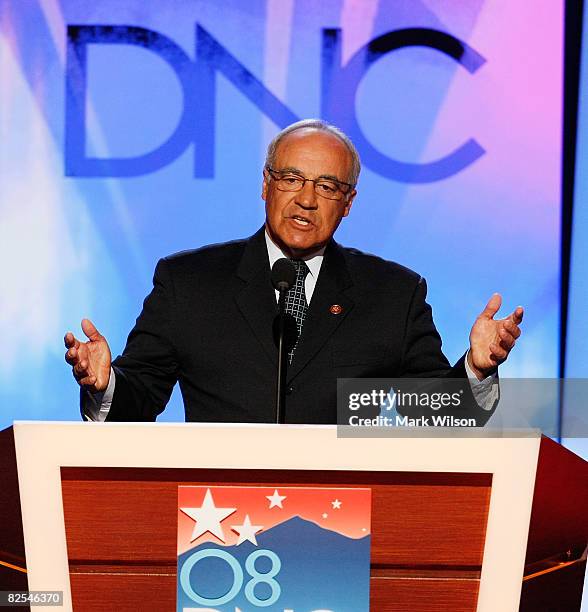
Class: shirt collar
264,230,325,279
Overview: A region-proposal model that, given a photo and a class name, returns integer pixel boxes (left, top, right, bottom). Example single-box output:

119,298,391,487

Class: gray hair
265,119,361,186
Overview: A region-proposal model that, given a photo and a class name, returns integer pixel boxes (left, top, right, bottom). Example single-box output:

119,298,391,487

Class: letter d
65,25,197,177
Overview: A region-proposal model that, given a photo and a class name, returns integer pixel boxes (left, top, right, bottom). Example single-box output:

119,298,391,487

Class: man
64,119,523,424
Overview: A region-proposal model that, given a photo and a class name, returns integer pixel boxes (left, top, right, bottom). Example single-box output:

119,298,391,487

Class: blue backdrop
0,1,564,426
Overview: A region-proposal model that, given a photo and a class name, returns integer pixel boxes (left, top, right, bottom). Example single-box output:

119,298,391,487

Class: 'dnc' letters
65,24,485,183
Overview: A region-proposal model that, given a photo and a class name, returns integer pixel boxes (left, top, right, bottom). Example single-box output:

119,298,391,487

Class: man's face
262,129,356,258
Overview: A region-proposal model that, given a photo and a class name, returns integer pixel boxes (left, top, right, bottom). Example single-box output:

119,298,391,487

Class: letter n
194,25,299,177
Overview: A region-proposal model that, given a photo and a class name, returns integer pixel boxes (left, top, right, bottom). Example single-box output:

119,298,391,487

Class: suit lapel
234,228,278,366
288,241,354,382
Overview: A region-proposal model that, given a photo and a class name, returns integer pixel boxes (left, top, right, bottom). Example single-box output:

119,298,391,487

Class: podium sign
177,486,372,611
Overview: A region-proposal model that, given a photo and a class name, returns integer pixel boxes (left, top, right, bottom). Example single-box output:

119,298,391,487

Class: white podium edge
13,421,541,611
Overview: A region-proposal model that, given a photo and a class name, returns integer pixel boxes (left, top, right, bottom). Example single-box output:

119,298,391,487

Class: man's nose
295,180,318,208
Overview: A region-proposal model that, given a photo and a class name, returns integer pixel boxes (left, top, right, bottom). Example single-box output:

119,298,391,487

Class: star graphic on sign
266,489,287,509
180,489,236,543
231,514,264,546
331,499,342,509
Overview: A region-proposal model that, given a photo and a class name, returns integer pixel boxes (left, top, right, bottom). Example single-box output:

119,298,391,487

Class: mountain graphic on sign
177,516,371,611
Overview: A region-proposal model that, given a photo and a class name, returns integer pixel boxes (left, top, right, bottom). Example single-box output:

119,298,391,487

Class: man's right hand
64,319,112,393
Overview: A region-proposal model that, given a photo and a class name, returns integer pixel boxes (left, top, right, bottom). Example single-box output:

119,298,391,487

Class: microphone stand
271,257,295,425
275,285,288,424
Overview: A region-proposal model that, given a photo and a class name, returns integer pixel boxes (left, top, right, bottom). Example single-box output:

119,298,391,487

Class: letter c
321,28,486,183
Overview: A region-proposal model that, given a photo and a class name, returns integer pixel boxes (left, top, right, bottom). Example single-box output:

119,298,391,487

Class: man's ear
342,189,356,217
261,169,269,201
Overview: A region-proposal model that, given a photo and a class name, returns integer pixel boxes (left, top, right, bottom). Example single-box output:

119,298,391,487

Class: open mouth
291,215,311,227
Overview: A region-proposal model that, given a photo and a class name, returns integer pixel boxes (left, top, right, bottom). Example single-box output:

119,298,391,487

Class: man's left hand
468,293,524,380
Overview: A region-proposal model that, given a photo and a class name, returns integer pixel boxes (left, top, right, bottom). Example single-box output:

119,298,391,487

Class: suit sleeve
106,258,180,421
399,276,452,377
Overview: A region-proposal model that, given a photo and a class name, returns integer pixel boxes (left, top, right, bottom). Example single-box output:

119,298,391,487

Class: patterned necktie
284,259,310,363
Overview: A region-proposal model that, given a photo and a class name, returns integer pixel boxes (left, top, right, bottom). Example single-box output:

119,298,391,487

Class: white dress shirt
265,230,324,303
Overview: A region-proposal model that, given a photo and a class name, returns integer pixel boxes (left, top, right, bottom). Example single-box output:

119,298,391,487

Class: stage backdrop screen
0,1,563,425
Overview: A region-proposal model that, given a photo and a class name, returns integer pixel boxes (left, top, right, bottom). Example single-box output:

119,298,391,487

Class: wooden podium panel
60,467,492,611
0,427,27,592
519,437,588,611
8,422,585,611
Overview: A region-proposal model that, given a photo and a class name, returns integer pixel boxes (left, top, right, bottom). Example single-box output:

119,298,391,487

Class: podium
1,422,586,611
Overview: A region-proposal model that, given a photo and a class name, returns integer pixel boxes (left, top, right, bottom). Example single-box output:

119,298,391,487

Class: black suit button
286,386,294,395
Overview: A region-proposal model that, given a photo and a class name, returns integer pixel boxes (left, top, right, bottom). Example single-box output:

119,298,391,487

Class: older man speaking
64,119,523,423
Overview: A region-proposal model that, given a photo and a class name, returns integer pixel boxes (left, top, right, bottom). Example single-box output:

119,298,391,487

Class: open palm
64,319,112,393
468,294,523,379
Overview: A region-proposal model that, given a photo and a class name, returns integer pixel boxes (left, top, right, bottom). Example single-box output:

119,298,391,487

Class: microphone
271,258,296,292
271,258,296,424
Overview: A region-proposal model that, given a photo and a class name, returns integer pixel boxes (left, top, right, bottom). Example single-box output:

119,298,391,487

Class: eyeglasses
265,166,354,201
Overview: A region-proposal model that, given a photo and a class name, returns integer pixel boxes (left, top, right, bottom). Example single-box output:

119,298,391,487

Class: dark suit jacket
106,228,487,424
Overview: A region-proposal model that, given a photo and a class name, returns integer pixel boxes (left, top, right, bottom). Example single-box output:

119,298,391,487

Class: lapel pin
330,304,343,315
